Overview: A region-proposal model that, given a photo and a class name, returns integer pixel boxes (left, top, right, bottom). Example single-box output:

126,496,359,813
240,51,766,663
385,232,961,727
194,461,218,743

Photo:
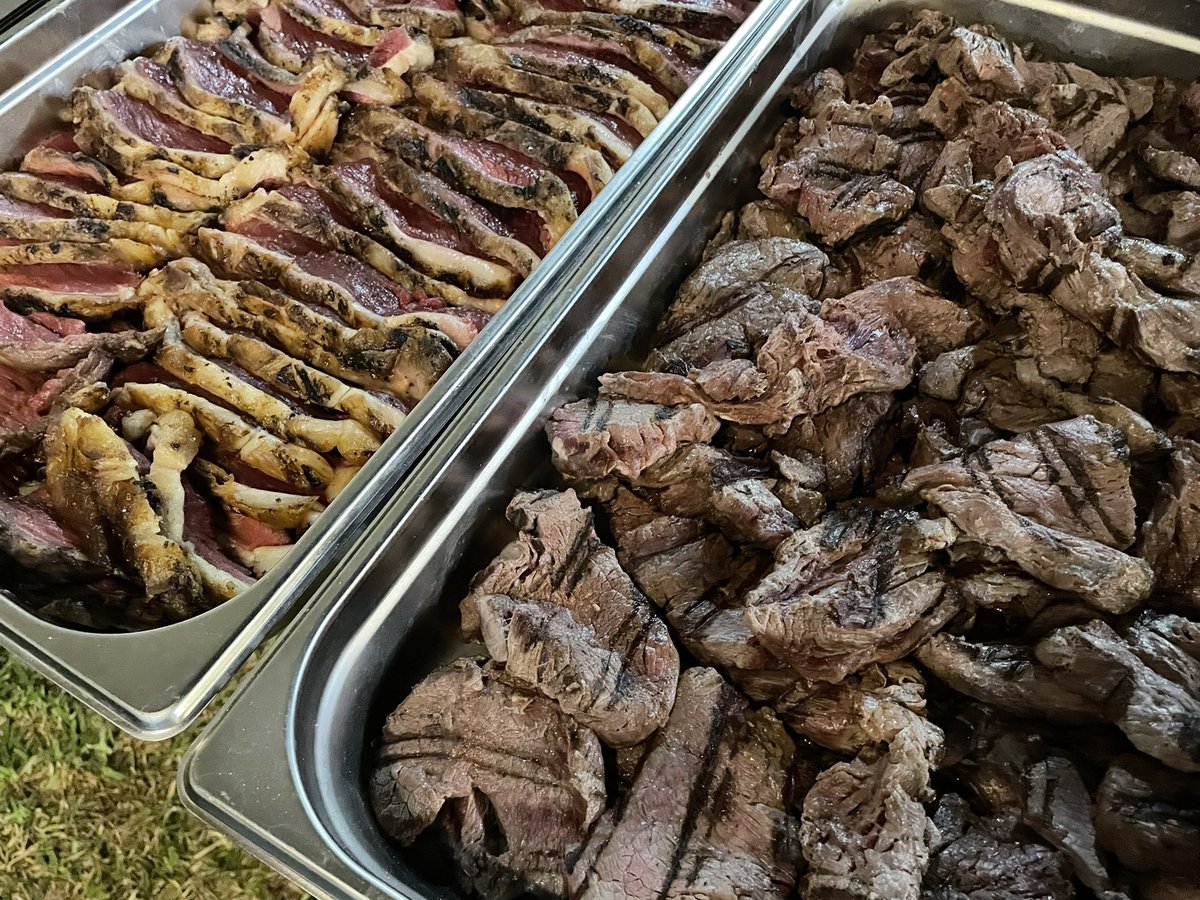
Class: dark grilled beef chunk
800,685,942,900
902,417,1153,614
1095,754,1200,874
460,489,679,746
759,101,919,245
771,392,897,500
922,794,1075,900
744,505,959,682
654,237,828,342
649,282,817,373
607,489,781,680
625,444,800,547
546,397,718,481
371,658,606,899
772,660,933,755
917,617,1200,773
567,667,801,900
1140,439,1200,612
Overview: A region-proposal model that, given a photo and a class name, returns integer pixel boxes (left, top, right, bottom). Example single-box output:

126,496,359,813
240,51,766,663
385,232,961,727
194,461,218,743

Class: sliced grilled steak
0,347,112,455
345,106,579,247
313,159,519,294
441,40,659,138
0,490,106,580
546,397,719,481
503,22,701,98
335,123,541,276
744,505,958,681
460,489,678,746
567,667,801,900
198,227,487,349
0,171,212,233
404,79,637,165
409,72,612,201
610,498,779,677
371,658,605,899
45,408,204,620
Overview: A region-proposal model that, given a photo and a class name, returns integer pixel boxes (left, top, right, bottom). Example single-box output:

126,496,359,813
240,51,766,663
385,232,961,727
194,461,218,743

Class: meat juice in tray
365,9,1200,899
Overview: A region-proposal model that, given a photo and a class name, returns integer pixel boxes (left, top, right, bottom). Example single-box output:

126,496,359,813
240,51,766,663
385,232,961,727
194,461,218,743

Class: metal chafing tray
178,0,1200,897
0,0,790,739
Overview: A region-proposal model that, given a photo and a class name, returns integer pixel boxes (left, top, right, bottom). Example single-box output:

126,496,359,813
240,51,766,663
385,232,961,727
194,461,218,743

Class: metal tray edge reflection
0,0,786,737
181,0,1200,898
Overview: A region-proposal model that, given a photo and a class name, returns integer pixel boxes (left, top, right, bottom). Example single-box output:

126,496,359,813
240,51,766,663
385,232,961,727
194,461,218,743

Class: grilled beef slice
922,794,1075,900
371,658,606,899
567,667,801,900
460,489,679,746
654,237,828,343
45,408,205,619
902,416,1153,614
917,618,1200,772
546,397,719,481
1140,439,1200,611
0,490,106,580
743,505,959,682
1095,754,1200,874
801,692,942,900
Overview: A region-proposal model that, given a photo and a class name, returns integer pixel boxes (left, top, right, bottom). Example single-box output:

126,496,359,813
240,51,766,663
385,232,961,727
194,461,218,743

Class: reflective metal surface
0,0,785,738
180,0,1200,896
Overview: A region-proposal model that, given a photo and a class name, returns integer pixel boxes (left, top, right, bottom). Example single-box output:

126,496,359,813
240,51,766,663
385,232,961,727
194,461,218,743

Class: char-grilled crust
45,408,205,618
411,73,614,198
441,41,660,138
349,105,579,246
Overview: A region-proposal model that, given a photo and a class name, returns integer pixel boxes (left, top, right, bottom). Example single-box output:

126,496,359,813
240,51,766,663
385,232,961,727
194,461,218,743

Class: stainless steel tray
179,0,1200,897
0,0,784,739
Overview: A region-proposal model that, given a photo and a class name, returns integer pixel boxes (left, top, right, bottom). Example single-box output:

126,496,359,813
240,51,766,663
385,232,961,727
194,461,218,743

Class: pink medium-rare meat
0,263,142,294
92,90,232,154
168,38,291,118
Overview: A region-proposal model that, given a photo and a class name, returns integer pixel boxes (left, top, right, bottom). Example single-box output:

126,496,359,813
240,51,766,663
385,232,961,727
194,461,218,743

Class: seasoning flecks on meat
460,489,679,746
370,658,606,900
567,667,801,900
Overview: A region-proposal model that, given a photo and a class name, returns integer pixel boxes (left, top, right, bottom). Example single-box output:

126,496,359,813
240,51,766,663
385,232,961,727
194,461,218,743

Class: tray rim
180,0,1200,896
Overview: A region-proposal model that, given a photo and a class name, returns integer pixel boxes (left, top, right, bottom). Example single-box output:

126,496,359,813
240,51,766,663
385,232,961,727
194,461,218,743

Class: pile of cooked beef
0,0,742,629
370,11,1200,899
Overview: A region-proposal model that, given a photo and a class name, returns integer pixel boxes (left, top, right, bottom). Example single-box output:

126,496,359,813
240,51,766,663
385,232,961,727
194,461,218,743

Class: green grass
0,650,306,900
